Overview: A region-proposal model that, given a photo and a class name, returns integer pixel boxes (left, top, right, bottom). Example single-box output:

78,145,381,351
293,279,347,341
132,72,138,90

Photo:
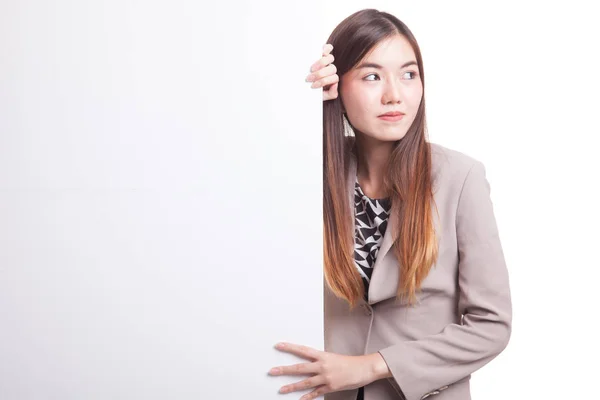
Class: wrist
366,352,393,382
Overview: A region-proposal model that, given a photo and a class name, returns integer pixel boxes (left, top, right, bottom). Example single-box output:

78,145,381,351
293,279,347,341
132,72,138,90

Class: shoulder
428,141,486,191
429,141,482,172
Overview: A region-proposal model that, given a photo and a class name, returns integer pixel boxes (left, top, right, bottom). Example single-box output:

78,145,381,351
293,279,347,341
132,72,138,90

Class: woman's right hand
306,44,339,101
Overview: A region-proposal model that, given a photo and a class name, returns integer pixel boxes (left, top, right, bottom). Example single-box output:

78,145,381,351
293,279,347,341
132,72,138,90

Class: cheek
343,83,422,115
406,85,423,110
346,92,376,115
356,90,380,114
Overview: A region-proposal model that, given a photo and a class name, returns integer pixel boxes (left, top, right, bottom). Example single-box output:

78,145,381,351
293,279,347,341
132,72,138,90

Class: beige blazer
324,142,512,400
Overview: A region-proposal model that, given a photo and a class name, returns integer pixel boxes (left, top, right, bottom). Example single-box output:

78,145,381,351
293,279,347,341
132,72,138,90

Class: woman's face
340,34,423,142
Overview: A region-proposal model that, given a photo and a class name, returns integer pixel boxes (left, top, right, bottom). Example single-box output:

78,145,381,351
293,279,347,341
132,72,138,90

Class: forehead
361,35,416,65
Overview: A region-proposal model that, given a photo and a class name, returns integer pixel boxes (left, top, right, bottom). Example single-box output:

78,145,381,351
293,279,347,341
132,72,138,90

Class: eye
403,71,418,80
363,71,419,81
364,73,379,81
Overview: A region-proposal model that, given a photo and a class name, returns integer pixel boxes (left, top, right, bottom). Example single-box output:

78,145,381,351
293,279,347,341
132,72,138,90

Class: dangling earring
342,112,354,137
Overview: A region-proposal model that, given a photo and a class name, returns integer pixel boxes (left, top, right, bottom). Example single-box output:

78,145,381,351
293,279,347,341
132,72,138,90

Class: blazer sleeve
377,160,512,400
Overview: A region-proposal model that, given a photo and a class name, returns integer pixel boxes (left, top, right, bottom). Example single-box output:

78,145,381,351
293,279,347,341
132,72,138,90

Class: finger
279,375,327,394
275,342,322,360
322,43,333,55
309,54,334,75
310,53,334,73
300,385,329,400
323,82,339,101
311,72,339,89
307,62,337,82
269,361,320,376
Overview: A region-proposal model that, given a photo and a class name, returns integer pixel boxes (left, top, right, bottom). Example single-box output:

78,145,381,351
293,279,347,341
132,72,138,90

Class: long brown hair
323,9,439,310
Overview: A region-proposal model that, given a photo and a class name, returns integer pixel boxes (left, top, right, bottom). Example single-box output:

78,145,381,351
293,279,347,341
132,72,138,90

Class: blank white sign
0,1,326,398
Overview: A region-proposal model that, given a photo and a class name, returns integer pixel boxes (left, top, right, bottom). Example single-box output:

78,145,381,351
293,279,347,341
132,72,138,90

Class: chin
381,131,408,142
355,127,408,142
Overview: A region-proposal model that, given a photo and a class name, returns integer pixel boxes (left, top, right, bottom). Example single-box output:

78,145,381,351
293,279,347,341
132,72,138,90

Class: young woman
268,9,512,400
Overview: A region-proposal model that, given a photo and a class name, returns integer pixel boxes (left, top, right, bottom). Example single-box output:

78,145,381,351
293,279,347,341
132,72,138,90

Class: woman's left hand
268,342,386,399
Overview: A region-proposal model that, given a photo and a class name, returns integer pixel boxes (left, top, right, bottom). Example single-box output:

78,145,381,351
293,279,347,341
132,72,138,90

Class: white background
1,0,599,399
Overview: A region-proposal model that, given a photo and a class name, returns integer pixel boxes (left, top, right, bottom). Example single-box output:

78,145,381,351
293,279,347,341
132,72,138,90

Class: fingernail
269,367,280,374
306,74,314,82
276,342,286,348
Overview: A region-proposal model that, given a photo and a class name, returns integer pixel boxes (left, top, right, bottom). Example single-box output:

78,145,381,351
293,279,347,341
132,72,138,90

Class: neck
354,134,395,198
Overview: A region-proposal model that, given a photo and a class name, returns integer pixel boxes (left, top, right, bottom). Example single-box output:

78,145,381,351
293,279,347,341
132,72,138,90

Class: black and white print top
353,175,392,302
354,176,392,400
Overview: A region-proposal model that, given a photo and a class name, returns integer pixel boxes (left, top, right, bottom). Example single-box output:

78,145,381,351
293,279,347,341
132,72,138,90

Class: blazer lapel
346,144,444,305
347,151,397,305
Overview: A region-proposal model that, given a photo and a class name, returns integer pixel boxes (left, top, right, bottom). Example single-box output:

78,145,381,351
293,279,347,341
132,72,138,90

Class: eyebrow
356,61,418,70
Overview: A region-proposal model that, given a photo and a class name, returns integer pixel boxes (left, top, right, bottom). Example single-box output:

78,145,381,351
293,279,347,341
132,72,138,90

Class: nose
382,77,403,104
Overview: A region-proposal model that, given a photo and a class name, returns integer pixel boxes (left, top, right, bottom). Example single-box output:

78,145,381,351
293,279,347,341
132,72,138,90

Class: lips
379,111,405,117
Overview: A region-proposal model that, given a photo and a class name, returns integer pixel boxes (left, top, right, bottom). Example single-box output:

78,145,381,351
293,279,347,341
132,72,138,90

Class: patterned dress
353,176,392,400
